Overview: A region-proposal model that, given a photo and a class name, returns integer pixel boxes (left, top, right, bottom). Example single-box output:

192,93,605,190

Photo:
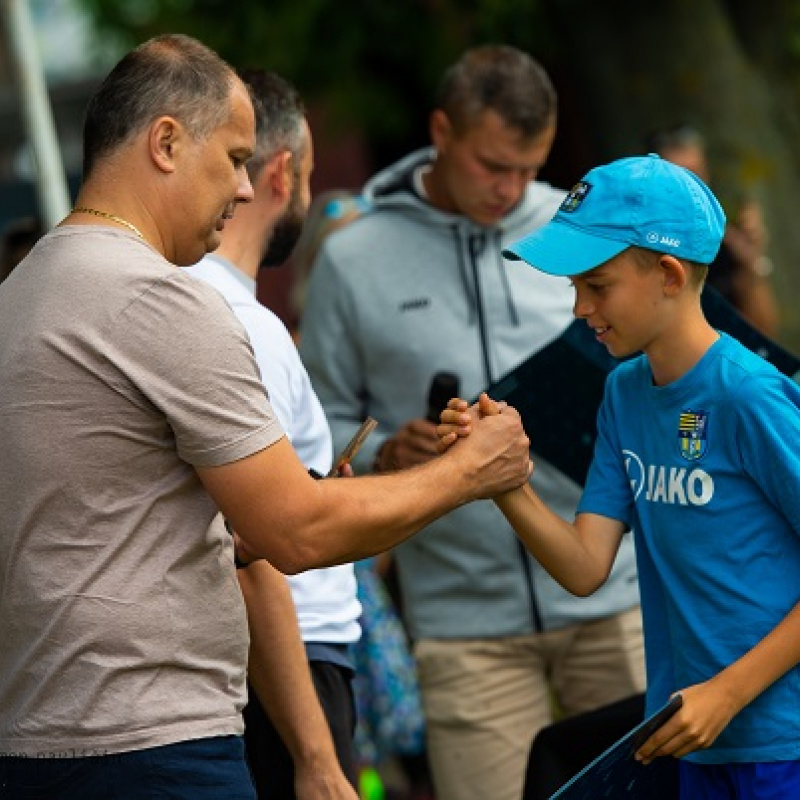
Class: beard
260,205,305,269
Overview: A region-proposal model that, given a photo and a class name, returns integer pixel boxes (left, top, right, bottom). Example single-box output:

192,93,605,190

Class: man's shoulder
186,259,294,345
715,334,798,405
318,208,424,276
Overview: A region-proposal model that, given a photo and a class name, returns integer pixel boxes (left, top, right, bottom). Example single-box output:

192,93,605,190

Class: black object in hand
426,372,460,424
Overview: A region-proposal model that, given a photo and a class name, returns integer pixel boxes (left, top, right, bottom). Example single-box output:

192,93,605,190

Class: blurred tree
77,0,800,349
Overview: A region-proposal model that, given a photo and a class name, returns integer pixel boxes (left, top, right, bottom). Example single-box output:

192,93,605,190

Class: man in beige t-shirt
0,34,532,800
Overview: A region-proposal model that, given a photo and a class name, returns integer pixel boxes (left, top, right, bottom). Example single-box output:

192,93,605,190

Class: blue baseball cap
504,154,726,276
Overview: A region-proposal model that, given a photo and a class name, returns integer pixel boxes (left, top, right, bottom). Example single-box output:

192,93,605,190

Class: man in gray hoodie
300,46,645,800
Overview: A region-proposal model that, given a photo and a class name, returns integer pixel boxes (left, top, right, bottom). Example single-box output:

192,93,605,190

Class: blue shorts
680,760,800,799
0,735,256,800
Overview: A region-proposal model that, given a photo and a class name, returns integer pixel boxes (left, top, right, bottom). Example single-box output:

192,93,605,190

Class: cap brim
503,220,628,277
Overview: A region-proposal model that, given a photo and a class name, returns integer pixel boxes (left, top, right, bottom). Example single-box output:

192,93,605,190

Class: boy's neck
646,314,719,387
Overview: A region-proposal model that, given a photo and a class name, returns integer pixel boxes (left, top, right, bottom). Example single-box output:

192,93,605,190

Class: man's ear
258,150,293,202
659,254,689,295
430,109,453,155
149,116,182,173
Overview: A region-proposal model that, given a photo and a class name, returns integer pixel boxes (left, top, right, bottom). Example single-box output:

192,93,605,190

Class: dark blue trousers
0,735,255,800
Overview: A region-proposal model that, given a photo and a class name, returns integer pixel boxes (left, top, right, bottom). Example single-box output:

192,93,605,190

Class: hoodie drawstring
452,225,476,326
454,228,521,385
468,233,493,384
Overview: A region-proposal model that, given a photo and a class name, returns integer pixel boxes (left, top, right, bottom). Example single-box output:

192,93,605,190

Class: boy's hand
635,681,738,763
437,397,473,453
437,393,506,453
376,418,441,470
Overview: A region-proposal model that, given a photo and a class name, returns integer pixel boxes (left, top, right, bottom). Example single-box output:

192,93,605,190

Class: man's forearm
237,561,345,771
200,409,532,574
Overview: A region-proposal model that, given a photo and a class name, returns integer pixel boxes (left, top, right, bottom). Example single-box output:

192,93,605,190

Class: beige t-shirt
0,226,284,756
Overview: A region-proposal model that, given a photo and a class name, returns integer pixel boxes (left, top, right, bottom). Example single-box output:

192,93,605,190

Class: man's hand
331,463,354,478
232,528,260,568
375,418,441,471
442,394,532,500
294,759,360,800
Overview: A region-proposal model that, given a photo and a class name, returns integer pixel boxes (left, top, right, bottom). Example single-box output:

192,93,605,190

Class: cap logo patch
560,181,592,213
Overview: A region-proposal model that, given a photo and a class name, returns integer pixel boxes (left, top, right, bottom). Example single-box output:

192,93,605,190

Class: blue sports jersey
580,332,800,764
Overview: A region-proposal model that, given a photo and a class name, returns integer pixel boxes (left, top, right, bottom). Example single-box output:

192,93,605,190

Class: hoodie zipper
466,230,544,632
468,234,492,384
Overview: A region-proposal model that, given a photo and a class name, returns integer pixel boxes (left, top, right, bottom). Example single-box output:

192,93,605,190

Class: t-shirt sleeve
578,375,634,527
111,271,284,467
734,372,800,535
236,303,296,436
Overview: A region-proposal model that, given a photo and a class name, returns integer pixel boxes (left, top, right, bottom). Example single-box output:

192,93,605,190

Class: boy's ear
659,255,688,295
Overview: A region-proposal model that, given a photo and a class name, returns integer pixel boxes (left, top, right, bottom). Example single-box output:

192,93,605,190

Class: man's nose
236,170,255,204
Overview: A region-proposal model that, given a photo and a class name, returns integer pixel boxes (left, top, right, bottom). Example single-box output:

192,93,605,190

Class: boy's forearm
710,598,800,715
494,485,615,596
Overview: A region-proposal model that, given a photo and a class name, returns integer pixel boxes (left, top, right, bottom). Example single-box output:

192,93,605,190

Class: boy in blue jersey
438,154,800,799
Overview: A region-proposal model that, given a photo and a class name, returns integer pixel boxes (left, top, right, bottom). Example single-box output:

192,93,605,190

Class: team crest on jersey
678,410,709,461
560,181,592,213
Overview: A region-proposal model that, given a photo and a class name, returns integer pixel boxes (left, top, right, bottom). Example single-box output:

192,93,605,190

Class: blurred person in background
289,190,369,342
292,190,433,800
301,44,645,800
0,215,43,282
646,123,780,338
186,70,360,800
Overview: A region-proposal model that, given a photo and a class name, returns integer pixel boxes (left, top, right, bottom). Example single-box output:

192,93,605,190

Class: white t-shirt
188,255,361,645
0,227,284,756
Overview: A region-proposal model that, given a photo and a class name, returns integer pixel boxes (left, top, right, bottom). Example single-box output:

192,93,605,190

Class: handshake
434,393,533,503
436,392,510,453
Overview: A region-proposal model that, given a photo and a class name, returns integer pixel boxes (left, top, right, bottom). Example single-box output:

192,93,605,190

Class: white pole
1,0,71,229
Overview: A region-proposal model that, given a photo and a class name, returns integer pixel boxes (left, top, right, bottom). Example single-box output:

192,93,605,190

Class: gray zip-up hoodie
301,148,639,639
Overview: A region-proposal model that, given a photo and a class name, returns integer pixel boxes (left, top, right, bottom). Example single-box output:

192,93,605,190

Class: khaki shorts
413,606,645,800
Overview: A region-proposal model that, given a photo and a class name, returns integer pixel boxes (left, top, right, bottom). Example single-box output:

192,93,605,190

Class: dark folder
485,286,800,486
548,694,683,799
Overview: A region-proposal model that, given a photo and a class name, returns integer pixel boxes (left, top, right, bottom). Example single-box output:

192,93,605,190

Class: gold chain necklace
72,207,144,239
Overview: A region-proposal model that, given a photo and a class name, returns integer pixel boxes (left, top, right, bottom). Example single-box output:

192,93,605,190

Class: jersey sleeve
734,371,800,536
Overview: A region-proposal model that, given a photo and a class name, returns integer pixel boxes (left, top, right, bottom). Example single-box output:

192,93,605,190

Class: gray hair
238,68,306,182
83,34,237,178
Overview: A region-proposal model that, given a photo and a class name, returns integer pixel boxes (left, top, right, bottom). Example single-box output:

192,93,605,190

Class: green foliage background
76,0,800,349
